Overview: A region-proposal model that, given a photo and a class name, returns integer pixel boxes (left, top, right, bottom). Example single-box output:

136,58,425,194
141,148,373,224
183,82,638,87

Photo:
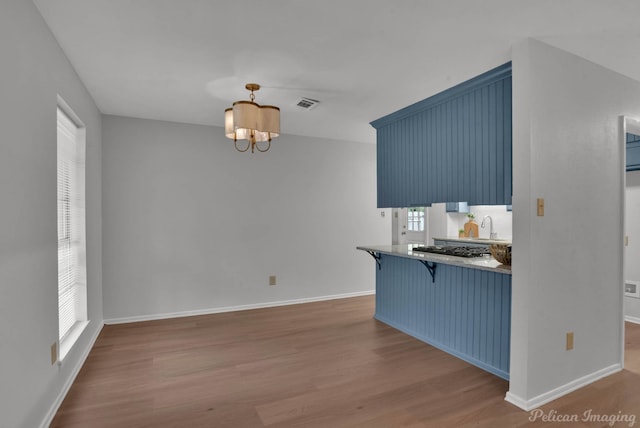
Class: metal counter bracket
365,250,382,270
419,260,437,283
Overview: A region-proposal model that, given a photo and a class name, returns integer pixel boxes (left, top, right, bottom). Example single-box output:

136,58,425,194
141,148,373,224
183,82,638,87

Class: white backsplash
426,203,512,244
464,205,513,241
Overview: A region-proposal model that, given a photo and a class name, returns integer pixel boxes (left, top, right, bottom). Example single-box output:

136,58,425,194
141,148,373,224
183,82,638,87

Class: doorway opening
622,116,640,369
391,207,428,244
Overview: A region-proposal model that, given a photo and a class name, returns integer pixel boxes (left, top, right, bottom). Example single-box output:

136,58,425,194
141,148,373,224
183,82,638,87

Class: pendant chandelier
225,83,280,153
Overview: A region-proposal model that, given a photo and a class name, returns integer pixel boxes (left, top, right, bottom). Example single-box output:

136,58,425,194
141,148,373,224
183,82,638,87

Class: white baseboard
625,316,640,325
504,391,529,410
504,363,622,411
40,320,105,428
104,290,375,325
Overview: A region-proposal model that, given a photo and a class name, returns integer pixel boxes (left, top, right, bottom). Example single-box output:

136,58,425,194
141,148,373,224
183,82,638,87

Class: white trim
40,321,104,428
504,391,529,410
58,320,89,361
625,316,640,325
504,363,622,411
57,94,85,128
621,116,629,373
104,290,376,325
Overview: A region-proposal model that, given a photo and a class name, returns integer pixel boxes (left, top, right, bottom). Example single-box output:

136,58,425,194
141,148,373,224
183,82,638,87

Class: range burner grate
412,245,490,258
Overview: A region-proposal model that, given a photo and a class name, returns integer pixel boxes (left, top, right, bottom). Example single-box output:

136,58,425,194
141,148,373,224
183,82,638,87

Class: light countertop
432,236,512,246
357,244,512,275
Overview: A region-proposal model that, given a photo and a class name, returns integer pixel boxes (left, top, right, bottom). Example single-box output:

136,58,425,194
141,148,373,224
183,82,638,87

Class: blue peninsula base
375,254,511,379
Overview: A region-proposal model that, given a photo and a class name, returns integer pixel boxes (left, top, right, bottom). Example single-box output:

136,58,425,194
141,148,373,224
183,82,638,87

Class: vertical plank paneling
495,80,505,204
410,114,420,205
453,97,462,203
404,119,410,206
460,268,469,355
394,122,401,207
501,279,512,370
504,77,513,203
428,109,435,205
445,100,452,204
374,256,511,379
373,63,512,208
463,93,471,203
437,104,442,203
397,121,404,207
489,281,497,368
469,90,478,204
488,82,497,204
483,85,489,204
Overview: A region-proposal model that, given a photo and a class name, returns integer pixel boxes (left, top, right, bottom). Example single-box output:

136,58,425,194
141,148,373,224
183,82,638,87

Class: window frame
407,207,425,232
57,96,88,361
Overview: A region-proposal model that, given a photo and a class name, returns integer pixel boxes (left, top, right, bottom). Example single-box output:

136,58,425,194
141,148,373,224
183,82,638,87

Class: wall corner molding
504,363,622,411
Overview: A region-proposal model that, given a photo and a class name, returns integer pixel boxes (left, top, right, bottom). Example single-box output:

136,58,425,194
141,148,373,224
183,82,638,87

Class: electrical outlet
566,332,574,350
269,275,276,286
51,342,57,365
625,281,640,298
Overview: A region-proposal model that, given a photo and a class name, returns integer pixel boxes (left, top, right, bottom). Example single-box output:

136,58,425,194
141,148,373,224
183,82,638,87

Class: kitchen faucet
481,215,497,239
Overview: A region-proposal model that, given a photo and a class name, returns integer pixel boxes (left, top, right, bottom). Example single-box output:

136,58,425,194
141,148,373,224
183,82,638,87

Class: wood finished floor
52,296,640,428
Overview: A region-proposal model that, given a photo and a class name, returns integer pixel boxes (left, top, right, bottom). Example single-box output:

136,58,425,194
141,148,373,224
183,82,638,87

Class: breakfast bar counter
358,244,512,380
357,244,511,275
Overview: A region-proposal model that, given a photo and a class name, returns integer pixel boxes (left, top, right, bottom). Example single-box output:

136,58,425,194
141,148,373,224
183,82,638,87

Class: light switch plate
566,332,574,350
51,342,57,365
537,198,544,216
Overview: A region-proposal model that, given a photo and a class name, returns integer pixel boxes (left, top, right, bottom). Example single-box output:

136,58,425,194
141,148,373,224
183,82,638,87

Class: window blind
57,107,86,342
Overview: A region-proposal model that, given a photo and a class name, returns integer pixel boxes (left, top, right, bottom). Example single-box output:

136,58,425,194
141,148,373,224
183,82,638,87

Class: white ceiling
33,0,640,144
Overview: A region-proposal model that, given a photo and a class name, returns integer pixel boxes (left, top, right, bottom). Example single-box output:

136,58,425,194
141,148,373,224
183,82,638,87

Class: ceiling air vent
296,97,320,110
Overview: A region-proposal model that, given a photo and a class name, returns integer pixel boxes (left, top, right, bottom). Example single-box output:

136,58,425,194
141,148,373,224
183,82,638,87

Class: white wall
102,115,389,320
625,170,640,320
0,1,103,427
467,206,512,240
426,204,449,245
426,203,512,244
508,39,638,410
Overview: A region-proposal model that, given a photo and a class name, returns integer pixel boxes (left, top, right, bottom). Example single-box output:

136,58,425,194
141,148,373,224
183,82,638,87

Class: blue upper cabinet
628,133,640,171
445,202,470,213
371,63,512,208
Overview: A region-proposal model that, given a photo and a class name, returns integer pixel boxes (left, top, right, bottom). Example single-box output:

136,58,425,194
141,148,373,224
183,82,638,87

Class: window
57,101,87,359
407,207,425,232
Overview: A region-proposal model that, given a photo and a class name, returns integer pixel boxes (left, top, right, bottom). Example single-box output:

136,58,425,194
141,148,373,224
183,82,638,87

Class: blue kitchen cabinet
627,133,640,171
375,254,511,379
371,62,512,208
445,202,470,213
